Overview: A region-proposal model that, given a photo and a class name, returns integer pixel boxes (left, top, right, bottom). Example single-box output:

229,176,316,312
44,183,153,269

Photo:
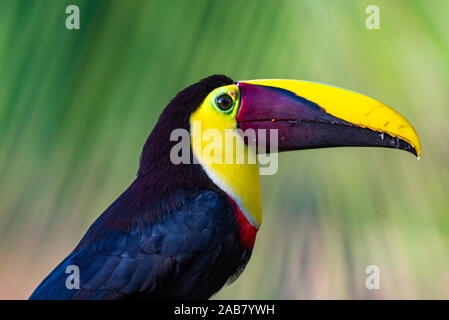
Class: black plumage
30,75,254,300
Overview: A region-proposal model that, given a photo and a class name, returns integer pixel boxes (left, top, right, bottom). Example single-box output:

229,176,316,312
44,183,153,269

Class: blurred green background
0,0,448,299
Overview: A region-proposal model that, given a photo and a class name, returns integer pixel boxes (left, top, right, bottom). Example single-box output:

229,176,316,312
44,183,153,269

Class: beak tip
410,132,422,158
399,136,420,158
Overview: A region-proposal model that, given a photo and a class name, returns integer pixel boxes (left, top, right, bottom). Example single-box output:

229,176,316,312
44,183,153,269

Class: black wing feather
30,190,244,300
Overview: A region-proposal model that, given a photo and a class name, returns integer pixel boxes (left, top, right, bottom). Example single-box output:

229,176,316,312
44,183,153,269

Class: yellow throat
189,85,262,227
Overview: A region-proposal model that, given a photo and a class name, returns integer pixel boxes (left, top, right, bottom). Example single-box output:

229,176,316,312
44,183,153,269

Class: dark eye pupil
216,94,233,110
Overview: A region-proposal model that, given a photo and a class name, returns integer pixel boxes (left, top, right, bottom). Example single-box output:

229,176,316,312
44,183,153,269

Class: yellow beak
237,79,421,157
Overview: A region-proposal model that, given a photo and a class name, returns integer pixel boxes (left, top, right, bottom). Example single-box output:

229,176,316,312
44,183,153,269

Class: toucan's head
140,74,421,229
188,75,421,157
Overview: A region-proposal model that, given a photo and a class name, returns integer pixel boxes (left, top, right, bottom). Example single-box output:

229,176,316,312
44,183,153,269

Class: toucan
30,75,421,299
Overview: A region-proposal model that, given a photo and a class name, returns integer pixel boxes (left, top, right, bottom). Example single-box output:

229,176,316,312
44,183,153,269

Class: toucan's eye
216,94,233,111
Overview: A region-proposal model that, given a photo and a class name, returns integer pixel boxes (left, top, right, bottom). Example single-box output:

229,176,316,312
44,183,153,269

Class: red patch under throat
227,196,258,248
